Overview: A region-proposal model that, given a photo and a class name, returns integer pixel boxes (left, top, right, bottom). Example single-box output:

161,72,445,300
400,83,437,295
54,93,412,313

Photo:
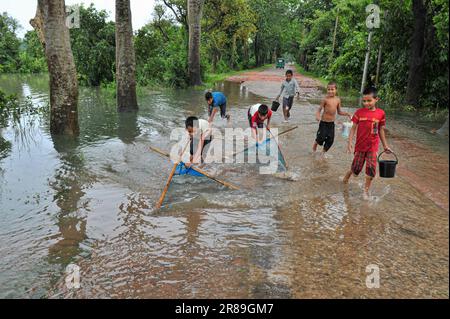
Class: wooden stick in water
155,141,190,209
149,145,240,190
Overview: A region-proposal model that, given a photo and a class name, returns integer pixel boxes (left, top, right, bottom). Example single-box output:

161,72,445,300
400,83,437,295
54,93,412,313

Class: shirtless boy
313,81,352,154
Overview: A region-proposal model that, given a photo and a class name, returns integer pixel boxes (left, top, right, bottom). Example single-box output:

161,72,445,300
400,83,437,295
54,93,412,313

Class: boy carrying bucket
343,87,392,199
276,70,300,122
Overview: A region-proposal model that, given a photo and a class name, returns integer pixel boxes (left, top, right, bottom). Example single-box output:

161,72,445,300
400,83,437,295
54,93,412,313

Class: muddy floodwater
0,73,448,298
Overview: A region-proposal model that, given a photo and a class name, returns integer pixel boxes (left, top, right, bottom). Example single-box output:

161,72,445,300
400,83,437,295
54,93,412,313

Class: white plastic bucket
342,122,353,138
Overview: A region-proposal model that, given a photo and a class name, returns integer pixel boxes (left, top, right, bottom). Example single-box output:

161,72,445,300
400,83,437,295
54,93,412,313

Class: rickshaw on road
276,58,285,69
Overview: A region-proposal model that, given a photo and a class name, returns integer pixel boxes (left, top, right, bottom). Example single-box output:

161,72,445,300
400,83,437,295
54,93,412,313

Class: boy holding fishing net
184,116,213,168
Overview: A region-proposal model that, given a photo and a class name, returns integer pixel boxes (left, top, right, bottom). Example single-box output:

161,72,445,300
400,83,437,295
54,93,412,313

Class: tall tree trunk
254,34,260,67
116,0,138,111
405,0,427,107
31,0,79,135
187,0,203,86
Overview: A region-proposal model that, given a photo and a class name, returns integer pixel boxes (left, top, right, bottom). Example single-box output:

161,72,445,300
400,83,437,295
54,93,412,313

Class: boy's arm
379,127,392,153
191,135,205,164
337,99,352,119
208,108,218,123
266,117,271,131
347,123,358,153
316,100,325,121
295,79,300,97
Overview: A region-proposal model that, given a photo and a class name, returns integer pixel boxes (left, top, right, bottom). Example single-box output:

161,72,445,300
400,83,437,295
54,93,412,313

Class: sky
2,0,156,38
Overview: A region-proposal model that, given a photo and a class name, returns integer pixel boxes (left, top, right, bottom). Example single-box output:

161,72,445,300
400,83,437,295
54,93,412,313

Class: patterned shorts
351,151,377,178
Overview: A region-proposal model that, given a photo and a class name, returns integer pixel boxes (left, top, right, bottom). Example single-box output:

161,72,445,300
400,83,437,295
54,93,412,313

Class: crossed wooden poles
150,126,298,209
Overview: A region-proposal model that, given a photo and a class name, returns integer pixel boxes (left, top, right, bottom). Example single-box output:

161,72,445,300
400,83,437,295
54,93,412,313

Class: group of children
185,69,393,198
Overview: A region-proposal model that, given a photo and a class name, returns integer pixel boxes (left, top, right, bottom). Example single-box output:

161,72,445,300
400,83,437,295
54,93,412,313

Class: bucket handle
378,150,398,164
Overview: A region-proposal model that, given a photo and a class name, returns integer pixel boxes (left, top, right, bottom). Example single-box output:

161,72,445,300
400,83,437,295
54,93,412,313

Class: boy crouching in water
248,103,272,141
313,81,352,155
343,87,392,199
185,116,212,167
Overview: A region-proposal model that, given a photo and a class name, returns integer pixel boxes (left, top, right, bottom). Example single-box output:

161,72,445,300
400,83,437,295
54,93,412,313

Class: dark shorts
190,137,212,157
351,151,377,178
315,121,335,151
209,103,227,119
282,96,294,110
248,108,264,128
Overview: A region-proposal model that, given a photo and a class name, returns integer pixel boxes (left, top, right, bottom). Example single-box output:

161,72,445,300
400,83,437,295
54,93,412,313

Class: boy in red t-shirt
343,87,392,198
248,103,272,141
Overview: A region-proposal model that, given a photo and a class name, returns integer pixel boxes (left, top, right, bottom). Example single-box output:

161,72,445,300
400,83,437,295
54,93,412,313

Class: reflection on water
0,74,448,298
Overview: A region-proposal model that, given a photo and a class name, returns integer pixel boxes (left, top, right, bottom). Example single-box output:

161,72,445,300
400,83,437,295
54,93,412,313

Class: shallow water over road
0,74,448,298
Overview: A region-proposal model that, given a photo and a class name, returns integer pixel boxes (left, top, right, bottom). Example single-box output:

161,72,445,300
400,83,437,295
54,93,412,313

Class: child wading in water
313,81,352,155
343,87,392,199
205,92,231,124
276,70,300,122
185,116,212,167
248,103,272,141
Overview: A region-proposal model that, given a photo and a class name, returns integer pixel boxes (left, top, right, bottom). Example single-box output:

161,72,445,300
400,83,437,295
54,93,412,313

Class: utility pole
375,43,382,86
360,4,380,105
330,8,340,64
360,30,373,97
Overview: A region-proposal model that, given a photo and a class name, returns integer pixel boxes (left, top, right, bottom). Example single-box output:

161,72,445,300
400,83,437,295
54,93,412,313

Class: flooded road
0,72,448,298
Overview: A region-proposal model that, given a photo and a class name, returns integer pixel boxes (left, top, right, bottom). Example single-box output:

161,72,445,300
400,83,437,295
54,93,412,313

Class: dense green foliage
69,5,116,86
0,1,448,109
0,12,21,73
292,0,449,109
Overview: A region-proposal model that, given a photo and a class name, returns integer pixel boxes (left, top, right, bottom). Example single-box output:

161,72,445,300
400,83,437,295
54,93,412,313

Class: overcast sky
2,0,156,38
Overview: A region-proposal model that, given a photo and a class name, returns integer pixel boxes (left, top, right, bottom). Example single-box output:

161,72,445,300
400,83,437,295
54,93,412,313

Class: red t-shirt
352,107,386,152
250,109,272,128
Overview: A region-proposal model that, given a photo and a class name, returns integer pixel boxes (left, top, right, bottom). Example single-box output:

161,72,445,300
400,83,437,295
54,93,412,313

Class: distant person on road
343,87,392,199
313,81,352,155
205,91,231,124
276,70,300,122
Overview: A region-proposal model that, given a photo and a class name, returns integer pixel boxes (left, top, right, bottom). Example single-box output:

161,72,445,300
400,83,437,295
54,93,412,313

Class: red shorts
351,151,377,178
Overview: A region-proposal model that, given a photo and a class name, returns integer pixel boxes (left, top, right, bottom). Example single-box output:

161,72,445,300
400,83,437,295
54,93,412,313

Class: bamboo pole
155,141,189,209
149,145,240,190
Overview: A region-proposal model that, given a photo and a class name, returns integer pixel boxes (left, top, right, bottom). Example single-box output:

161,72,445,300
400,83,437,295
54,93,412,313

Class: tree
70,5,116,86
187,0,204,86
405,0,428,107
0,13,21,73
31,0,79,135
115,0,138,111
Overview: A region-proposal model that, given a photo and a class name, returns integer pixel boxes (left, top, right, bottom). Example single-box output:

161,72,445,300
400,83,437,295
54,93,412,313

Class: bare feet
343,171,352,184
363,190,371,200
